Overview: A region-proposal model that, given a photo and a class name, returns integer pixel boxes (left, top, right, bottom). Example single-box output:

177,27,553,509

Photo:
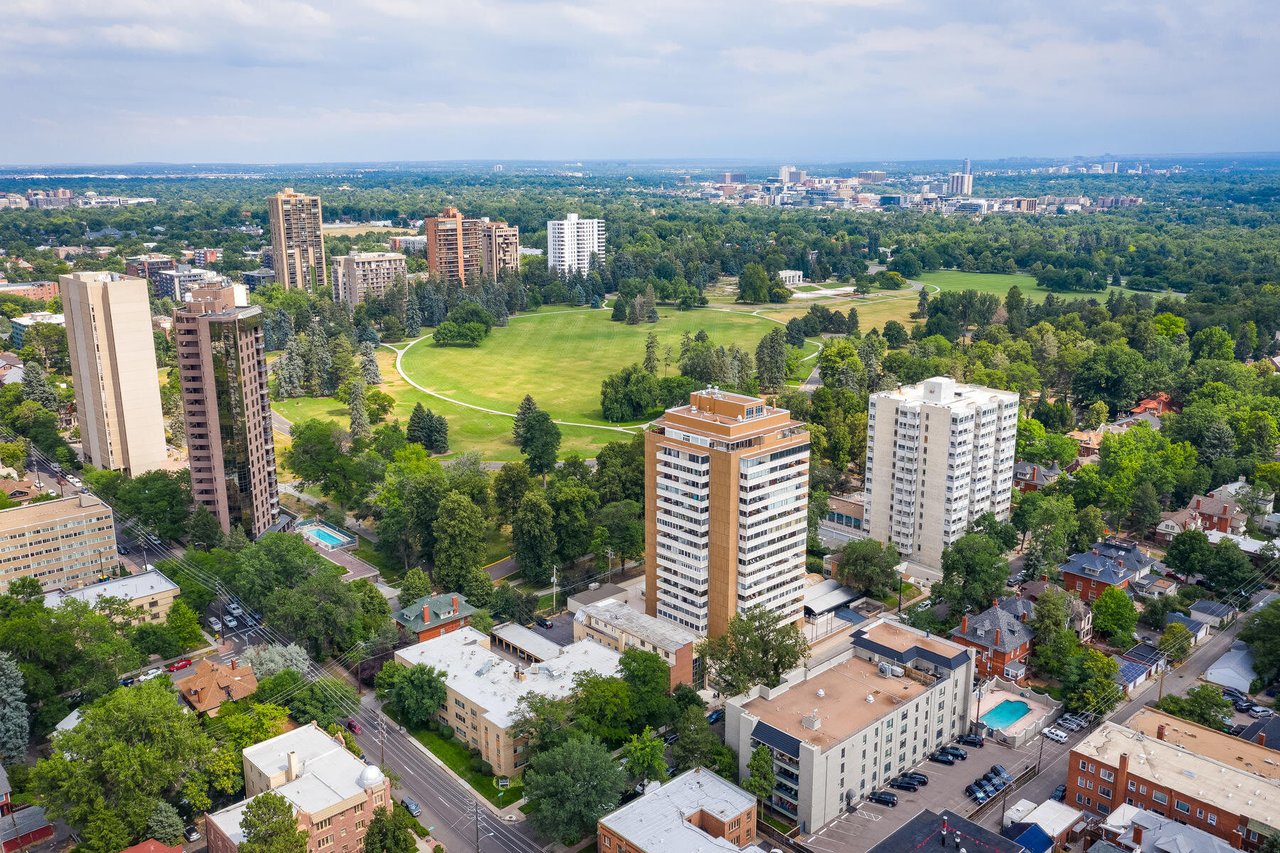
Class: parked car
184,826,201,843
117,544,131,555
928,752,955,765
401,798,422,817
138,668,163,682
964,785,989,803
208,617,223,632
941,745,968,760
345,717,363,735
536,616,554,629
663,731,680,745
1235,699,1257,713
1043,727,1069,743
983,774,1006,792
991,765,1012,783
1250,706,1275,718
166,659,193,673
901,771,929,786
707,709,725,725
1052,784,1067,802
866,791,898,807
119,676,136,687
976,780,997,798
226,601,244,617
1223,687,1247,701
1229,723,1248,737
957,733,985,748
222,615,239,629
888,778,919,792
1057,716,1083,732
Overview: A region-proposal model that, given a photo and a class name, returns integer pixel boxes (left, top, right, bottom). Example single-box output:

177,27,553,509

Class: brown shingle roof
173,659,257,714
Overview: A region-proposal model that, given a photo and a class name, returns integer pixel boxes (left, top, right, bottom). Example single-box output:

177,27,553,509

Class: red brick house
950,602,1033,684
1059,539,1164,603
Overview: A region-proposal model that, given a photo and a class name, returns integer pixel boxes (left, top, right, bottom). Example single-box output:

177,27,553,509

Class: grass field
321,225,415,237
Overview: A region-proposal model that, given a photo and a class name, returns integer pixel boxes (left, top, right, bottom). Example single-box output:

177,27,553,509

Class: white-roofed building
597,768,766,853
44,569,180,625
207,723,390,853
1023,799,1084,845
395,626,620,776
574,598,700,688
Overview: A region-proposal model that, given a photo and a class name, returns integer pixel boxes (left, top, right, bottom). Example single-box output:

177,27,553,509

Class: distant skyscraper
267,188,325,290
174,283,279,538
546,213,606,277
644,388,809,637
865,377,1018,570
331,251,407,308
963,158,971,176
421,208,517,286
480,219,521,281
60,271,168,477
948,173,974,196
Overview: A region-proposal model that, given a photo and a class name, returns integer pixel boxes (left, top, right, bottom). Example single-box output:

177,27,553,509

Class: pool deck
300,537,381,582
978,685,1054,740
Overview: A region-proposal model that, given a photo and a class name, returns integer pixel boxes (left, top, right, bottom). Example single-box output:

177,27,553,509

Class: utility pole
551,570,558,615
379,716,386,767
1035,733,1046,774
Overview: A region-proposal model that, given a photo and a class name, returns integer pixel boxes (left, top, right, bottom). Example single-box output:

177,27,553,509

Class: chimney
961,614,969,633
1118,753,1129,776
1258,733,1267,748
1041,573,1049,582
994,628,1001,647
287,751,301,782
423,604,431,623
1091,548,1099,556
1195,498,1202,510
1156,724,1166,741
1133,824,1144,846
1032,465,1039,480
231,659,238,671
1020,610,1028,623
451,594,459,615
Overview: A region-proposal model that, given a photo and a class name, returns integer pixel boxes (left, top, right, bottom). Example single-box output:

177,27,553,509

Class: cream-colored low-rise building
0,493,118,593
44,569,179,624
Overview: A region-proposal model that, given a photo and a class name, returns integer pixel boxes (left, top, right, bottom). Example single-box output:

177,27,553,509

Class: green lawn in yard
390,710,524,806
399,306,797,428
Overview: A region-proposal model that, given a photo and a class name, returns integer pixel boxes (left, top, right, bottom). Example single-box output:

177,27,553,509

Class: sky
2,0,1277,165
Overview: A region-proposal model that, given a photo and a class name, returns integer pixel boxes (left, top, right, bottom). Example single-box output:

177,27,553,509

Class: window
318,837,334,848
1128,781,1136,792
1099,787,1112,800
1175,800,1190,814
1196,809,1204,819
356,821,366,830
602,837,612,849
1076,793,1085,805
1100,769,1115,783
354,805,364,815
315,819,332,831
1079,760,1088,771
1208,815,1217,826
1152,791,1168,805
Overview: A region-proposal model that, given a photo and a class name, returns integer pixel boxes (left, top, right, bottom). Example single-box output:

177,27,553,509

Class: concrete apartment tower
547,213,606,277
480,218,521,280
59,271,168,476
644,389,810,637
174,283,280,538
267,188,325,290
865,377,1018,572
331,251,407,308
422,208,519,285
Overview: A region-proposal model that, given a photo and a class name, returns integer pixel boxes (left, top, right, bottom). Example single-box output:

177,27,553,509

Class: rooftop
1192,599,1237,618
1024,799,1083,837
393,592,477,635
174,659,258,714
394,627,620,728
867,809,1026,853
234,723,384,820
871,376,1019,409
853,619,973,671
1127,708,1280,782
1074,722,1280,828
952,602,1033,653
1102,804,1236,853
0,491,111,524
1060,539,1163,586
599,768,759,853
44,569,177,608
120,841,183,853
741,653,929,752
491,622,564,662
575,598,699,653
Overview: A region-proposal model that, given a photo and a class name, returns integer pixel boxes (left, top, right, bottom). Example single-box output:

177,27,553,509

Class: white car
226,602,244,617
1250,706,1274,719
1042,727,1069,743
208,617,223,632
223,614,239,629
137,668,164,682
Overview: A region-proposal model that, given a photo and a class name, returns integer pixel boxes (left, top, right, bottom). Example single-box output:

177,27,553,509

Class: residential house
1059,540,1163,603
174,659,258,716
1156,493,1248,544
1212,476,1275,523
1013,461,1061,493
1,808,53,853
573,598,701,688
1130,573,1177,598
1129,393,1178,418
1015,800,1084,848
0,479,44,504
44,569,180,624
1189,599,1237,628
1120,642,1167,675
1101,804,1236,853
1021,580,1092,641
1114,658,1154,695
1204,641,1257,694
206,723,391,853
0,766,8,816
1238,715,1280,751
119,842,182,853
393,592,476,642
1163,613,1209,646
596,768,762,853
0,353,22,385
951,603,1034,683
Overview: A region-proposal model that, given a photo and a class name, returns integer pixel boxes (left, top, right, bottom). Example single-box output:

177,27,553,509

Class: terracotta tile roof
173,659,257,714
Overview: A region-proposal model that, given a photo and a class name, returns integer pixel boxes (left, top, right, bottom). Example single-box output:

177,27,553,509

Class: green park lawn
916,269,1183,305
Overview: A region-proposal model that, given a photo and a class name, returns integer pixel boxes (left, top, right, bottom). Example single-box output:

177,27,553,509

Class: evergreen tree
643,284,659,322
21,360,58,409
359,341,382,384
146,802,185,847
626,296,642,325
643,332,659,375
512,491,558,586
611,297,627,322
347,377,370,441
275,337,306,398
521,409,562,482
755,327,787,392
428,411,449,454
407,402,431,446
513,394,539,445
0,651,28,764
404,299,421,338
572,285,586,306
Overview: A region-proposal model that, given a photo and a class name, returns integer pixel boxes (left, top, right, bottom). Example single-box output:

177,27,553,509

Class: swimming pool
981,699,1032,730
299,522,356,550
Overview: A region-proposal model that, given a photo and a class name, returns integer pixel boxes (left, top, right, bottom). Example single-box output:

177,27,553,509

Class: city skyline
2,1,1275,164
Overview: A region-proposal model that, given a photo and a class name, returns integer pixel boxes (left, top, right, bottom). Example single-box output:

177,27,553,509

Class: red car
345,718,363,735
166,659,193,673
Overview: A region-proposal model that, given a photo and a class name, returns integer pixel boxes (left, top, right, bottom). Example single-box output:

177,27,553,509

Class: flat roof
1126,708,1280,782
1075,722,1280,827
859,619,971,663
871,376,1019,408
240,724,384,814
395,627,620,728
742,654,929,752
491,623,563,662
45,569,177,608
599,768,757,853
575,598,698,653
0,491,111,523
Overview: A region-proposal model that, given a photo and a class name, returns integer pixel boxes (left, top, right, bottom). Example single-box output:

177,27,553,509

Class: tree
620,648,677,729
598,499,643,567
936,534,1008,614
1204,540,1254,597
241,644,311,680
364,807,416,853
165,599,206,650
513,394,539,445
1165,529,1212,581
1028,587,1078,678
1021,495,1079,576
671,706,736,777
0,651,29,764
399,567,431,604
524,735,628,845
644,331,659,375
348,376,371,441
359,341,383,384
1243,600,1280,685
698,606,808,695
393,664,447,728
20,360,58,409
432,493,487,595
610,297,627,322
427,410,449,454
1082,400,1110,430
1061,648,1122,715
1092,586,1138,646
519,409,561,481
512,491,558,587
285,678,359,729
241,791,308,853
620,727,668,785
1154,684,1233,730
1158,621,1194,664
30,679,219,839
744,746,776,816
147,801,186,847
1128,481,1162,534
407,403,431,447
548,478,600,566
755,328,788,392
835,539,900,598
882,320,908,348
572,672,633,743
510,694,575,759
493,461,533,525
188,504,223,551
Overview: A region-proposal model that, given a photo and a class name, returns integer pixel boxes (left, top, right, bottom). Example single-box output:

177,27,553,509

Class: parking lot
801,737,1041,853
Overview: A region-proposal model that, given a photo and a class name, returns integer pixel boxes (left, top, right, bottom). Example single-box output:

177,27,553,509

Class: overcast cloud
2,0,1276,164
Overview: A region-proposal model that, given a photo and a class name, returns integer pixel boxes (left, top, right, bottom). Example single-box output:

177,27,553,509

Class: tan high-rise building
0,493,118,593
422,208,519,286
644,389,810,638
60,271,168,477
948,172,974,196
267,188,325,290
331,251,407,308
174,283,280,538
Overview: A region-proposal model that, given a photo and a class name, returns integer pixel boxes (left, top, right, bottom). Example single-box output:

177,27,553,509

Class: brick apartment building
597,768,758,853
